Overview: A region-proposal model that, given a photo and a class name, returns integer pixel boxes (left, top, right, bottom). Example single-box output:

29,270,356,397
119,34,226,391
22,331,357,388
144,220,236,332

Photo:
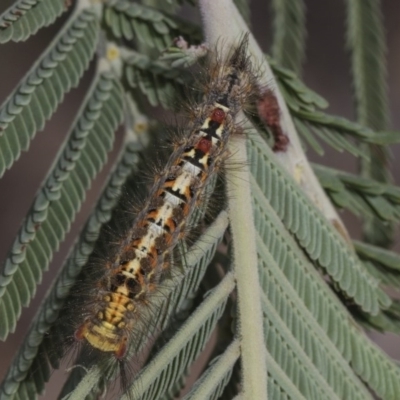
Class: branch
226,133,268,399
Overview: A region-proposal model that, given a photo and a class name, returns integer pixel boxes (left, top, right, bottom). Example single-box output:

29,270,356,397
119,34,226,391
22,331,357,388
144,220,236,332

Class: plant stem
183,339,240,399
346,0,392,246
226,134,268,400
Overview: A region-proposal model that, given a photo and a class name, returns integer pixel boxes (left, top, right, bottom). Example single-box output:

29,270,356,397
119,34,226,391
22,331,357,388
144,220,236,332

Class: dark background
0,0,399,398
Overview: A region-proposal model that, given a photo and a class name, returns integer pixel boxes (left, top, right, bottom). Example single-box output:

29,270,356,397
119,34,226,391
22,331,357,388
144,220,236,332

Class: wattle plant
0,1,399,399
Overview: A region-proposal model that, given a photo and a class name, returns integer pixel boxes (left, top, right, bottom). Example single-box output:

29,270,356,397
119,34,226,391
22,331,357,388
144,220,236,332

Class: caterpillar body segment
74,37,257,359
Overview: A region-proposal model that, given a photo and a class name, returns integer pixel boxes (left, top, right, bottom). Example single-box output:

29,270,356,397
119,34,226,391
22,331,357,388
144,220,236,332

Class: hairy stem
200,7,268,397
226,133,268,399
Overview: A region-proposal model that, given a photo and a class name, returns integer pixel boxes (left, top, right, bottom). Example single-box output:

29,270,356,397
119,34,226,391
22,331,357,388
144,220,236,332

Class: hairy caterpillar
43,36,258,398
74,37,256,358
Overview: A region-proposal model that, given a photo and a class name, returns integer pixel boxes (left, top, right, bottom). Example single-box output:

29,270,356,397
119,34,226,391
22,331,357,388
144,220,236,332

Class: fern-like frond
378,300,400,334
0,69,123,341
351,333,400,399
293,110,398,157
122,49,187,109
356,244,400,273
103,0,200,51
158,44,206,69
271,0,306,75
269,58,328,112
182,339,240,400
346,0,392,246
0,0,66,43
253,190,373,399
294,116,366,157
314,163,400,222
0,136,144,400
265,349,307,400
346,0,388,131
247,132,390,314
251,171,400,398
260,286,366,400
363,261,400,297
354,240,400,289
257,241,372,400
0,7,99,178
269,58,399,156
123,272,235,400
356,300,400,335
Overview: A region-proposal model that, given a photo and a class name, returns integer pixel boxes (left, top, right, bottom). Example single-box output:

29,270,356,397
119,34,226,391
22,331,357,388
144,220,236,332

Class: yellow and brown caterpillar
73,37,257,359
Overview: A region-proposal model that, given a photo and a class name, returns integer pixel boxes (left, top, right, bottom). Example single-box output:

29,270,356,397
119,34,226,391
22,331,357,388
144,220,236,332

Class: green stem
225,134,268,399
182,339,240,399
346,0,392,246
271,0,307,76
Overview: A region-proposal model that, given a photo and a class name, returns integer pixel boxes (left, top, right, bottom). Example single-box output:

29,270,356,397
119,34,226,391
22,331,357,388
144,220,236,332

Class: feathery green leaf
346,0,392,246
122,49,187,109
0,137,146,400
354,241,400,273
354,241,400,299
253,188,373,399
269,58,328,112
265,349,307,400
346,0,389,131
103,0,200,51
123,272,235,400
270,58,400,157
0,0,66,43
0,7,99,178
271,0,306,75
314,163,400,222
182,339,239,400
351,332,400,399
261,287,359,400
0,70,123,341
247,131,390,315
251,173,400,399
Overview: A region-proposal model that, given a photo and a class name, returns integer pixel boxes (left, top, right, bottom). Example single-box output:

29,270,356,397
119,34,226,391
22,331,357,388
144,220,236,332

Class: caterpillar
42,36,258,400
72,36,256,361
